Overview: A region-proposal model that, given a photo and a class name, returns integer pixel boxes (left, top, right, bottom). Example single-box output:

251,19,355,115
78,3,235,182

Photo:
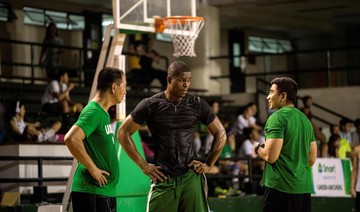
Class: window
0,3,16,22
248,36,292,53
156,33,172,42
233,43,241,68
102,14,115,39
23,7,84,30
0,3,9,21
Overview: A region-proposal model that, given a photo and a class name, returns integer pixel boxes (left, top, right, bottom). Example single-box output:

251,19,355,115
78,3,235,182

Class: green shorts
147,169,209,212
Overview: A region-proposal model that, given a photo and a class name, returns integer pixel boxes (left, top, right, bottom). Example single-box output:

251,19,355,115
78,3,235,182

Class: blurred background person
39,22,64,80
9,101,62,142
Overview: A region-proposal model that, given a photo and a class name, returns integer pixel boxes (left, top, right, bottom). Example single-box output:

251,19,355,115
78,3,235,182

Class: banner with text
312,158,351,197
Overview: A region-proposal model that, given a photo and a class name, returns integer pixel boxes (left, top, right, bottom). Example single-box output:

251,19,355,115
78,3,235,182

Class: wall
298,86,360,127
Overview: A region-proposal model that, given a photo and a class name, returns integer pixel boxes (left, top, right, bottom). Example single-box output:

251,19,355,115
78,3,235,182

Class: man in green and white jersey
65,67,126,212
255,77,317,212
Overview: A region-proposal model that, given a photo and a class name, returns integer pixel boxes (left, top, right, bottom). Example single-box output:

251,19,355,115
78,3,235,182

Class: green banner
115,122,151,211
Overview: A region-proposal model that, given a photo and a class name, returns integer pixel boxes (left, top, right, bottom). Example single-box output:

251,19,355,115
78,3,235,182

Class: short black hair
243,127,255,139
96,67,125,93
167,61,191,77
270,77,298,103
339,118,352,128
302,95,312,104
56,69,68,80
355,119,360,128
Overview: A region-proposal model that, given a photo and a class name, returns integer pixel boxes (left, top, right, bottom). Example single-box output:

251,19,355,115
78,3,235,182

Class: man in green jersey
65,67,126,212
255,77,317,212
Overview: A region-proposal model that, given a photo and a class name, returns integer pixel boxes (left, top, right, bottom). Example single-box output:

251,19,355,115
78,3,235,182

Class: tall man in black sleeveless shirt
118,61,227,212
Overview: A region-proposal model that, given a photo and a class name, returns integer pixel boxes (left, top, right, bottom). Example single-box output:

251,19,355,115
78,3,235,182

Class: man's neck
279,103,294,109
165,90,182,102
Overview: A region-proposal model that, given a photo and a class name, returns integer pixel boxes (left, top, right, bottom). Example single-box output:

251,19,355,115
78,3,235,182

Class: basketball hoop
156,16,204,57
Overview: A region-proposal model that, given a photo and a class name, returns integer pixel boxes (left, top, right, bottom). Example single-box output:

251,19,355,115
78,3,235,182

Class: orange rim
155,17,165,33
164,16,204,25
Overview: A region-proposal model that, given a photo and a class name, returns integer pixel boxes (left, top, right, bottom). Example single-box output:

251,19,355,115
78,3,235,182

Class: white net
164,16,204,57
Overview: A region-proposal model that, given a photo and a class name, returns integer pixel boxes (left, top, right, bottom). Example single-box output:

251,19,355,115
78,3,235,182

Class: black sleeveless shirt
130,92,215,177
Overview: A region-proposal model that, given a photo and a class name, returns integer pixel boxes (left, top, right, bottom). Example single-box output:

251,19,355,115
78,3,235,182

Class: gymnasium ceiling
23,0,360,37
207,0,360,37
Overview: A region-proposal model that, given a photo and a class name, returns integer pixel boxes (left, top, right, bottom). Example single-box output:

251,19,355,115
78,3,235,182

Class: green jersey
71,101,119,197
262,106,315,194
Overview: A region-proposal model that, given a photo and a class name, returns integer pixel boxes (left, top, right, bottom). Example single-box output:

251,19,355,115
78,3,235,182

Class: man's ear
167,76,172,84
282,92,287,101
111,83,116,94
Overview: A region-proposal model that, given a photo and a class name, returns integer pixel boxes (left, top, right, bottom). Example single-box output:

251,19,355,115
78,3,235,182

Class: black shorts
71,191,116,212
263,187,311,212
42,102,62,116
356,192,360,212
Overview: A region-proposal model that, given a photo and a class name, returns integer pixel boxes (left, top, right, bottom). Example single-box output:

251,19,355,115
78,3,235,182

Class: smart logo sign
318,163,336,173
312,158,347,197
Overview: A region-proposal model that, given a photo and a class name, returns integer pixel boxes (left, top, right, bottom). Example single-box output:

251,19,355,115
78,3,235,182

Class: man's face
342,123,352,133
62,73,69,84
267,84,282,110
169,72,191,98
115,77,127,104
212,102,219,114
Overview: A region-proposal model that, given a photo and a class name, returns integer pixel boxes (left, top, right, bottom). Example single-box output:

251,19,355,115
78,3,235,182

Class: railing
0,154,262,201
205,157,263,183
0,38,173,90
210,45,360,89
0,38,85,85
0,156,73,186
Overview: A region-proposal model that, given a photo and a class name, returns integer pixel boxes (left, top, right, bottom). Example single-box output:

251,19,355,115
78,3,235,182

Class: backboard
112,0,197,32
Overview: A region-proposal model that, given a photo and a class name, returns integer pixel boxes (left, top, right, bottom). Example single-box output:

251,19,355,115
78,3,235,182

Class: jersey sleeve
242,140,254,156
265,113,284,139
130,98,149,125
75,108,101,137
199,98,215,126
49,80,60,94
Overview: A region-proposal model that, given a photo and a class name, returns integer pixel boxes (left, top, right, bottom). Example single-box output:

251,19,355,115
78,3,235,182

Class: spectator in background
230,102,263,154
300,95,327,156
327,133,341,158
39,22,64,80
128,40,143,72
41,69,83,117
320,124,341,157
338,118,352,158
9,101,62,142
330,124,340,135
238,127,265,173
339,118,353,143
350,144,360,211
127,40,147,89
352,119,360,148
140,38,167,89
300,95,313,119
41,69,83,132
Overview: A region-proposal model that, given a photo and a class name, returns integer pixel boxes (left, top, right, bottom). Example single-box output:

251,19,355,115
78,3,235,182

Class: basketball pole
61,24,127,212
